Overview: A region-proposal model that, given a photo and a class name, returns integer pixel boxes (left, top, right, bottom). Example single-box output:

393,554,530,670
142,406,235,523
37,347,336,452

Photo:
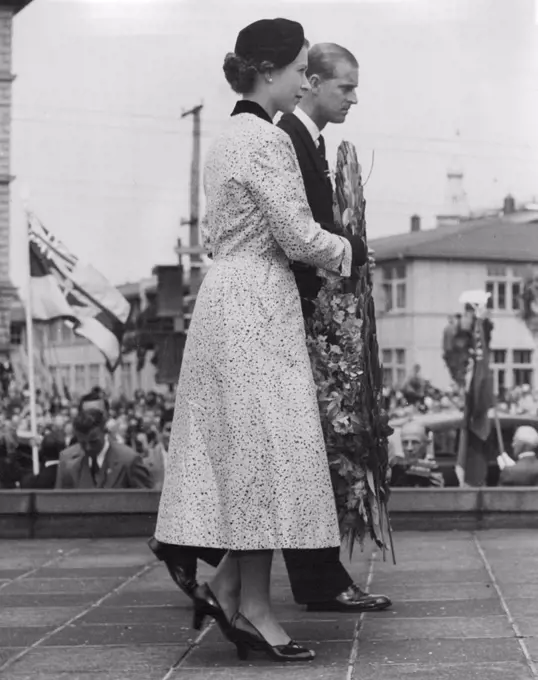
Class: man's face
76,426,106,459
400,424,427,462
313,59,359,125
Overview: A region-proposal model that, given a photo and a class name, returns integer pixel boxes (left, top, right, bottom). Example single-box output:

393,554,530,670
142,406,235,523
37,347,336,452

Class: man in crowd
55,408,152,489
402,364,427,406
390,421,445,488
499,425,538,486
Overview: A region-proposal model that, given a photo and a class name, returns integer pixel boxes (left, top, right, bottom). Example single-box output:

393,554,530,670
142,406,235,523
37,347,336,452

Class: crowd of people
384,363,538,420
2,375,537,491
0,385,175,490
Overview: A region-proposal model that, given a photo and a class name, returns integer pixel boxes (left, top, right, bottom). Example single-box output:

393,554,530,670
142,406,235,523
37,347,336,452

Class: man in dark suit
275,42,391,612
499,426,538,486
55,409,152,489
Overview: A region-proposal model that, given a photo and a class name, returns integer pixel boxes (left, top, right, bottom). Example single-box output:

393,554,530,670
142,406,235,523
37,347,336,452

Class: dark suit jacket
55,440,153,489
278,113,335,226
277,112,366,315
499,454,538,486
277,114,338,316
20,463,59,489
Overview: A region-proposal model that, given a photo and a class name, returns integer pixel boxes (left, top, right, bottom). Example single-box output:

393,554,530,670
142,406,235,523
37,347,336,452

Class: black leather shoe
306,584,392,612
147,537,198,600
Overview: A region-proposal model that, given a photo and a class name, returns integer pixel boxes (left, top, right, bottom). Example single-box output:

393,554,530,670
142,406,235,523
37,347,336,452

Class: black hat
234,18,305,69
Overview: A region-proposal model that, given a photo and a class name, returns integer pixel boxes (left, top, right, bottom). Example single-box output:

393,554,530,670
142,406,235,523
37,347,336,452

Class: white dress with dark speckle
155,112,351,550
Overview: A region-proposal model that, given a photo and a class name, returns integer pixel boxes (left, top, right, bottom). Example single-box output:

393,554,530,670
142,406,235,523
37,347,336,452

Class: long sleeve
244,131,352,276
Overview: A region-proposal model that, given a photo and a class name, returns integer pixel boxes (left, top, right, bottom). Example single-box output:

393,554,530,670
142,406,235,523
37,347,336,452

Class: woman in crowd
154,18,366,664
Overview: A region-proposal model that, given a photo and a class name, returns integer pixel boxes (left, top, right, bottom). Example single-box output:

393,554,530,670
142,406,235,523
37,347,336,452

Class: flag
456,316,495,486
28,217,131,372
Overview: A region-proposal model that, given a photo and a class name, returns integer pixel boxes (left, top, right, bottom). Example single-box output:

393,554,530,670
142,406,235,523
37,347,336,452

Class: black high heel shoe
192,583,235,642
231,612,315,662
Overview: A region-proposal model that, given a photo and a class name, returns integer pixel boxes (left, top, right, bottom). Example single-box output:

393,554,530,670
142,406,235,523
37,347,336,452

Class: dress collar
231,100,273,124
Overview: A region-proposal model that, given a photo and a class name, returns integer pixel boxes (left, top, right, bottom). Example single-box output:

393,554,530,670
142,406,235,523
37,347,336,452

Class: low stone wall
0,488,537,539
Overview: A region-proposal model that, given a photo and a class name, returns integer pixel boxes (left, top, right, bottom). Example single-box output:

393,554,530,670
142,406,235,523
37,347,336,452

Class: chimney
503,194,515,215
410,214,421,232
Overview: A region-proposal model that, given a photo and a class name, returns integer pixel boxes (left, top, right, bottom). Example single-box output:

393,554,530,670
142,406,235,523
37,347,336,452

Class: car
388,409,538,486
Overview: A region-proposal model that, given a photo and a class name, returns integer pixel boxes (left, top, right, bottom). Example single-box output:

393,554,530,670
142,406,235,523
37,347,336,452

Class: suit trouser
162,544,353,604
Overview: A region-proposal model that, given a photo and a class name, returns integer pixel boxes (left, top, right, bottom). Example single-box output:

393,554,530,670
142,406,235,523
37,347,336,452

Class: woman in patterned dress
154,18,367,662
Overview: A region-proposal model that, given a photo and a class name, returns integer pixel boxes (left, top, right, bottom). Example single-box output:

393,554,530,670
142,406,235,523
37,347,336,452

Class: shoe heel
192,609,206,631
235,641,249,660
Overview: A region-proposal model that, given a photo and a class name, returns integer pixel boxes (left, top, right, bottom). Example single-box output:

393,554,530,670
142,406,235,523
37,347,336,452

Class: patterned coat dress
155,103,352,551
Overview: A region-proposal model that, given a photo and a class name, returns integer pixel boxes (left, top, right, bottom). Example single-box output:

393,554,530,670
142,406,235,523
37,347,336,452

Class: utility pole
180,103,204,298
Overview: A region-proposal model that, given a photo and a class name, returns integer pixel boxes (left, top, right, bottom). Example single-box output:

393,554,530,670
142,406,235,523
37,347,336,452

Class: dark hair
223,53,276,94
73,408,106,435
307,43,358,80
39,432,64,463
160,408,174,429
223,38,310,94
79,387,110,414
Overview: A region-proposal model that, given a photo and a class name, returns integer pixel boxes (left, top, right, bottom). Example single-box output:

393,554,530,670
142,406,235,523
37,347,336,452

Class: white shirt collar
94,436,110,469
293,107,321,145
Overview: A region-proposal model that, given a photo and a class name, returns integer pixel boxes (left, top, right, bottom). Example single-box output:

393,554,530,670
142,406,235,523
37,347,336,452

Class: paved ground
0,531,536,680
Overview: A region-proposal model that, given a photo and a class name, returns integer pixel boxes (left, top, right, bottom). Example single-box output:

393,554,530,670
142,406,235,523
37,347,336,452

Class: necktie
317,134,326,162
317,134,330,177
90,456,99,485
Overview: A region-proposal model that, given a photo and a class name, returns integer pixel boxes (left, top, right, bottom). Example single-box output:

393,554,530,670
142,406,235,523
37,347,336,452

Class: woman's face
272,46,310,114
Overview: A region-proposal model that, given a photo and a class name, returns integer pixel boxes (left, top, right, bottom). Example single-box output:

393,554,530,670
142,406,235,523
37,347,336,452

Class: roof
370,211,538,263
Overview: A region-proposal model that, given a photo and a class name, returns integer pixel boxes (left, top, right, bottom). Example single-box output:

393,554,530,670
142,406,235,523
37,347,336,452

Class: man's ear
308,73,322,93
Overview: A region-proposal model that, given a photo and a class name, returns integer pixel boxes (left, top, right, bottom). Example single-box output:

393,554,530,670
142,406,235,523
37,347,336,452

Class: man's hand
368,247,375,270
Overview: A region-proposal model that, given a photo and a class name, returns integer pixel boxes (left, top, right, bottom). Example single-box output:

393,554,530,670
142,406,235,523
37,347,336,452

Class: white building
371,203,538,392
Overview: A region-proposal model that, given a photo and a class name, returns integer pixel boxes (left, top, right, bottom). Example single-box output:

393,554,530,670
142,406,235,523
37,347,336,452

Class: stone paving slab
2,645,181,679
0,577,126,595
350,661,534,680
361,615,514,639
0,530,536,680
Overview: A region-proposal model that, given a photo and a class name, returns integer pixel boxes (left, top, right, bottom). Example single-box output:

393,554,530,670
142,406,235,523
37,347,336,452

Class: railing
0,488,537,539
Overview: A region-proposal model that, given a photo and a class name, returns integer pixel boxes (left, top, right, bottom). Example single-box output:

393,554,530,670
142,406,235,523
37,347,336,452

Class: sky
9,0,538,287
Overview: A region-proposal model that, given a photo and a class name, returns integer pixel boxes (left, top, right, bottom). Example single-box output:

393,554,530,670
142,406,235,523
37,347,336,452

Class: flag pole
24,215,40,475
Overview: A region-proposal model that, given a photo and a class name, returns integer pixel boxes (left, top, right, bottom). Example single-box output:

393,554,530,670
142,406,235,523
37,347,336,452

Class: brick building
0,1,32,359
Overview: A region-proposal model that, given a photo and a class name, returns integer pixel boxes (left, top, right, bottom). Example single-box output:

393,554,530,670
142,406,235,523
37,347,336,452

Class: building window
513,348,533,388
74,364,86,394
9,323,22,346
61,323,74,343
60,366,71,391
381,264,406,312
491,347,533,392
511,282,521,310
513,350,532,365
492,350,507,365
381,348,406,387
122,362,132,397
486,265,530,311
89,364,100,388
491,349,507,397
